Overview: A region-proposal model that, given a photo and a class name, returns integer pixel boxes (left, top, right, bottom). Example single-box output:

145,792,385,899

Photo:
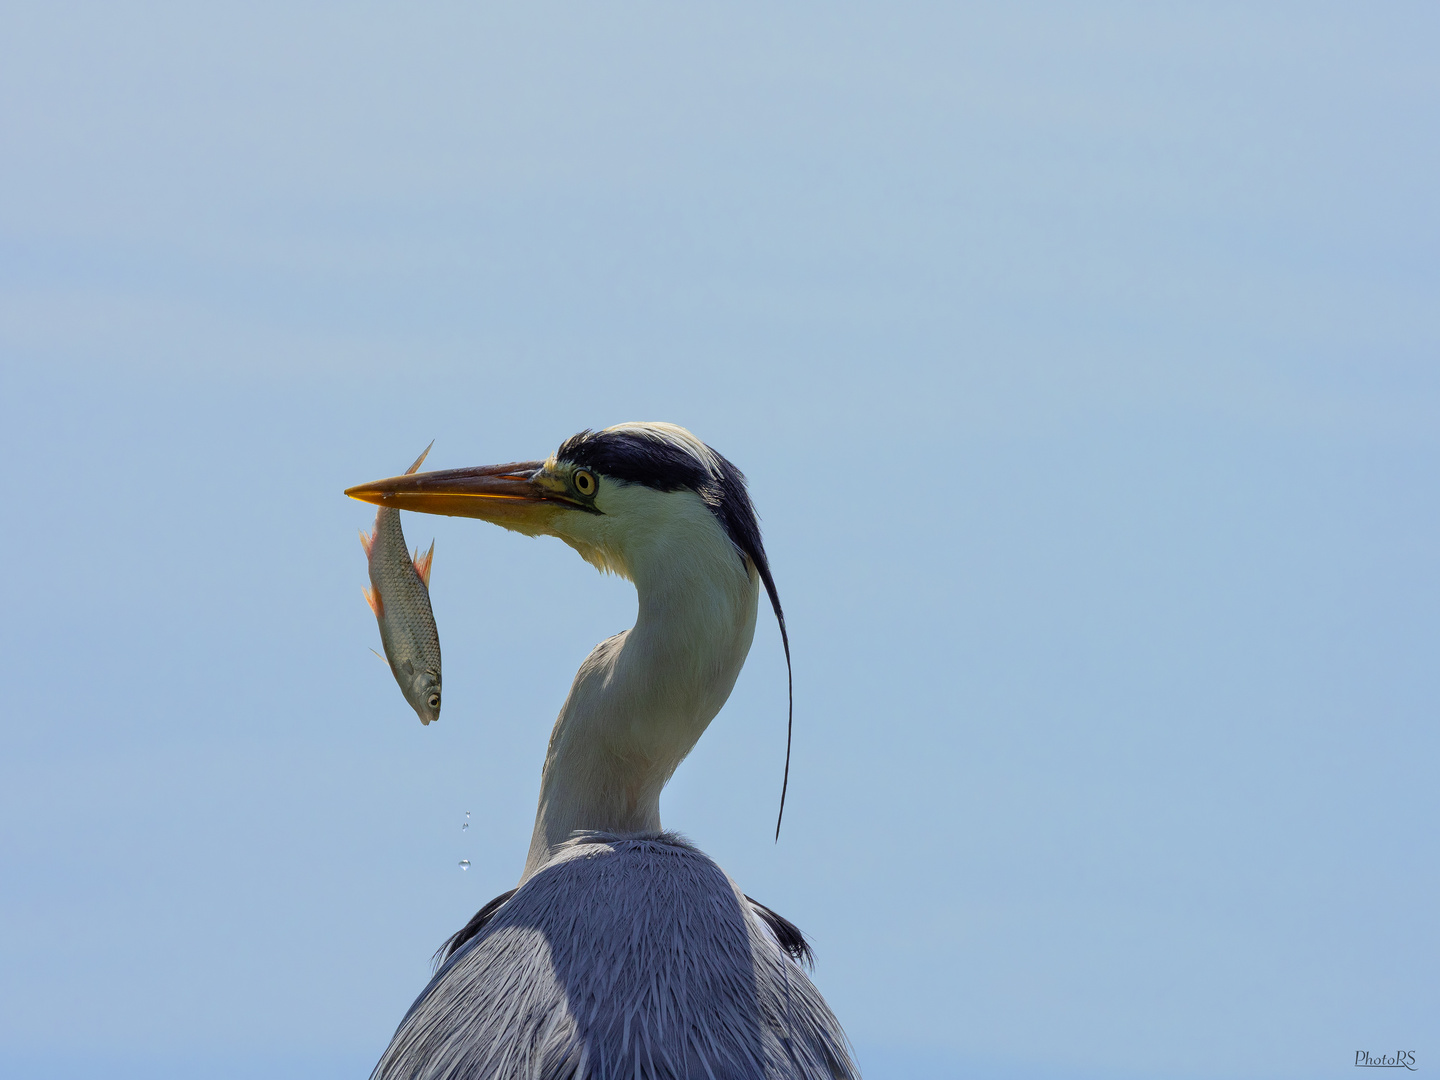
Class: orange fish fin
405,440,434,476
412,540,435,588
363,586,384,618
358,527,374,558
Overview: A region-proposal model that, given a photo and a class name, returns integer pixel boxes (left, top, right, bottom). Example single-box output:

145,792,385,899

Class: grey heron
346,422,859,1080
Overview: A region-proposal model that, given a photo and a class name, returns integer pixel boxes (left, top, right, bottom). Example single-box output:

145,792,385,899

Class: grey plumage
373,833,857,1080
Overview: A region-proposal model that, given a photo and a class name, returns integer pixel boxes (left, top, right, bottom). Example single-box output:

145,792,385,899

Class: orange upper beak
345,460,577,535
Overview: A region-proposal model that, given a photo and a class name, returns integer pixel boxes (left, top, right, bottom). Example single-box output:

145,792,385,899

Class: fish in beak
359,443,443,726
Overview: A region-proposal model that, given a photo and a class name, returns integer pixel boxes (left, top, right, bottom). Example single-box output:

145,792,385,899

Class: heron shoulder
378,833,857,1080
439,834,814,969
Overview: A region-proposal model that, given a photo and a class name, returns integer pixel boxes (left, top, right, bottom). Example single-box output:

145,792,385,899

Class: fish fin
412,540,434,587
358,527,374,558
369,648,387,664
363,586,384,618
405,441,434,476
401,659,414,676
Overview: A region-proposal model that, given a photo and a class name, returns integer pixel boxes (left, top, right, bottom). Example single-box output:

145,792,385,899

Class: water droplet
458,859,471,870
465,810,471,819
461,822,469,831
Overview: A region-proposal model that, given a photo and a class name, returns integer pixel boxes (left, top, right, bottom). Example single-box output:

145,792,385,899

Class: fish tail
405,441,434,476
363,586,384,617
413,540,435,588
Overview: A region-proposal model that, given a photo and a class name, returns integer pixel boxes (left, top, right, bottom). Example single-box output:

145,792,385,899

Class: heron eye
573,470,596,496
428,694,441,709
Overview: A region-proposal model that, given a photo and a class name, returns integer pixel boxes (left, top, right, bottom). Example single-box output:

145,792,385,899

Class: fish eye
427,693,441,709
573,470,596,496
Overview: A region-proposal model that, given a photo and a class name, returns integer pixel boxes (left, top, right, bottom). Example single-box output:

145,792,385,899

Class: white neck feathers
522,486,760,881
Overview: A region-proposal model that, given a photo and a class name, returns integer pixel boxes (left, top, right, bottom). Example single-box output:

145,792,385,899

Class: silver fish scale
369,507,442,716
364,446,443,725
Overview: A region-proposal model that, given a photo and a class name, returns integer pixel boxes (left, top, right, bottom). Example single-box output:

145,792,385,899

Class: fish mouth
345,461,579,534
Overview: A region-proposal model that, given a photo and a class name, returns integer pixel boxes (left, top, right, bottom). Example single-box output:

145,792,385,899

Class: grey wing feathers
745,897,815,969
435,888,519,968
373,833,858,1080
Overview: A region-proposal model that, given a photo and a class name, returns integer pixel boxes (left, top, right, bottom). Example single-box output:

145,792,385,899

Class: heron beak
345,460,574,535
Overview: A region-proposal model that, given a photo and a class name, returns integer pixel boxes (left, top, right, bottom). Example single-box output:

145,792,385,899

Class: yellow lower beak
345,461,573,535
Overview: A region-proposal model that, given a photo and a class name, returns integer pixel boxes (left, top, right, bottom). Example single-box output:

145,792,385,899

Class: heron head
345,422,772,587
346,421,797,836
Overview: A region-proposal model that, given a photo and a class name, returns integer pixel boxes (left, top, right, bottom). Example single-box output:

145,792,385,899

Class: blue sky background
0,4,1436,1078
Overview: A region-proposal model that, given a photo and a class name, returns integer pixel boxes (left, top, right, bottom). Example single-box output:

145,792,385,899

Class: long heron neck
522,541,760,882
